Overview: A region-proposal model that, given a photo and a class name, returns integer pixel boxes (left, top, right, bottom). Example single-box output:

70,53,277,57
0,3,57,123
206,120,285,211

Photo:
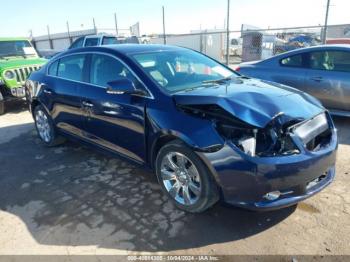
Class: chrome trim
46,51,154,99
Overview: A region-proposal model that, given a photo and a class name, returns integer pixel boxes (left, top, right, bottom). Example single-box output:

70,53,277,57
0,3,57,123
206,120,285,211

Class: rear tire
0,92,5,116
34,105,65,147
155,140,219,213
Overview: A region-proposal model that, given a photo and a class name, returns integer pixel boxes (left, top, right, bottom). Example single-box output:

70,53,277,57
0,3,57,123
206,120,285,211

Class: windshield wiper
201,76,233,85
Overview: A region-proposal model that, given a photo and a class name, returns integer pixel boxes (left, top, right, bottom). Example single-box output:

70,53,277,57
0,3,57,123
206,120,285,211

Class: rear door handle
82,101,94,107
310,76,323,82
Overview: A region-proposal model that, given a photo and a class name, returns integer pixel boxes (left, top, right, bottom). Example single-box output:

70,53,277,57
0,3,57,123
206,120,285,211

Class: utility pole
93,18,97,34
47,25,53,49
226,0,230,65
67,21,72,44
114,13,119,36
162,6,166,45
323,0,331,44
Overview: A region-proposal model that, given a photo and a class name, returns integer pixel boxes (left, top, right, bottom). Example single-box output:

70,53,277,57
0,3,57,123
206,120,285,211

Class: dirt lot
0,101,349,256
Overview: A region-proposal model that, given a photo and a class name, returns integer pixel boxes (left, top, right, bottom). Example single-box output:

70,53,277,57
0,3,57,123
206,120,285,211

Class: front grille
13,66,41,84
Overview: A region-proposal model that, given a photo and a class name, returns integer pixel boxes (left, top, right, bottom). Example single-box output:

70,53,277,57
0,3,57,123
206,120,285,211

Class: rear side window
48,60,59,76
280,54,303,67
57,55,85,81
309,51,350,72
85,38,99,47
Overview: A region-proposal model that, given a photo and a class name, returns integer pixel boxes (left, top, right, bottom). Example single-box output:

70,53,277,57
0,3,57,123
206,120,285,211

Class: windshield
132,50,237,93
0,40,36,57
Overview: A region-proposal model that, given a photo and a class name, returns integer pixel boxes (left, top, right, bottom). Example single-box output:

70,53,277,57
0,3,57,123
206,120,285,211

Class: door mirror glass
106,78,135,94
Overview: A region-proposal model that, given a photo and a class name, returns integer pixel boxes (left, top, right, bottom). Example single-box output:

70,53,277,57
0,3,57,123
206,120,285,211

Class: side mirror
106,78,136,95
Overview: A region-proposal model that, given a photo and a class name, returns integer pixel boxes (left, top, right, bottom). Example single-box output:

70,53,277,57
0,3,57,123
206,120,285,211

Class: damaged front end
177,103,333,158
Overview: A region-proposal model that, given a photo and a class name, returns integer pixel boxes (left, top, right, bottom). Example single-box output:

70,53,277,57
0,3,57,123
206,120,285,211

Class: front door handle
310,76,324,82
43,89,52,95
82,101,94,107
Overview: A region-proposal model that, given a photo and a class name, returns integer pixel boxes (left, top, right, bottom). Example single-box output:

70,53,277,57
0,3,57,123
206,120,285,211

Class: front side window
57,55,85,81
309,51,350,72
132,50,236,93
280,54,303,67
85,38,99,47
90,54,139,88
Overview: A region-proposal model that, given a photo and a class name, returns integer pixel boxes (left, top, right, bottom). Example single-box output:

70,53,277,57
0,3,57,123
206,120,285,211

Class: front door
79,53,148,163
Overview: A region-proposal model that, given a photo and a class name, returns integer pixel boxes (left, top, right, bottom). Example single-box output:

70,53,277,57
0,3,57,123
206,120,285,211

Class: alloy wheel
35,109,51,143
160,152,201,206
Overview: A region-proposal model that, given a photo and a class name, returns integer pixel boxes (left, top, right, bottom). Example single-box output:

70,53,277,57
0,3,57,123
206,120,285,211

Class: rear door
78,53,148,163
271,53,308,90
304,50,350,111
44,54,88,134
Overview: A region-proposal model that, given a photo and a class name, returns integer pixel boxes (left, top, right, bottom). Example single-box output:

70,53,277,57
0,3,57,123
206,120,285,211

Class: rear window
48,60,59,76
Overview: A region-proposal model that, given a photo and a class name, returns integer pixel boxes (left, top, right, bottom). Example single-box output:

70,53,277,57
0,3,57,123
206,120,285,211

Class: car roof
66,44,185,56
0,37,30,42
103,44,184,54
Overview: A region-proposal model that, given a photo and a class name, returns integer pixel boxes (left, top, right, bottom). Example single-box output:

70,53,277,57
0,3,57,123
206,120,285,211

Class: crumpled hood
173,78,324,128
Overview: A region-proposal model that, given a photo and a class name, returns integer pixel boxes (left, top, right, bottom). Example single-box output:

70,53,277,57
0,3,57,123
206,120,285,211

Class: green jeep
0,38,47,115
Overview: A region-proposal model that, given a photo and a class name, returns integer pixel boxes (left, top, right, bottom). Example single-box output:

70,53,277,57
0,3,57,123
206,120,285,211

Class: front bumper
198,127,338,211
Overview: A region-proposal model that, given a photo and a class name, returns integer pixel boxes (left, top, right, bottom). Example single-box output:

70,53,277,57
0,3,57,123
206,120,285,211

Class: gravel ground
0,101,349,256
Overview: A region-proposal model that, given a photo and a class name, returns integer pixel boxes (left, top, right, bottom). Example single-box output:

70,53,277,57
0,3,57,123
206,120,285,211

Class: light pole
162,6,166,45
226,0,230,65
323,0,331,44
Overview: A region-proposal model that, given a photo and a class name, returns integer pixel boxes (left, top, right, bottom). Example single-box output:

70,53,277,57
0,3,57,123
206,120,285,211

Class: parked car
69,34,139,49
237,45,350,117
26,45,337,213
0,38,47,115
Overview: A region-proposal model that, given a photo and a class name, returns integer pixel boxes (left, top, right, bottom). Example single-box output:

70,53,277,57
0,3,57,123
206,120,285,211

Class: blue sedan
25,45,337,213
237,45,350,117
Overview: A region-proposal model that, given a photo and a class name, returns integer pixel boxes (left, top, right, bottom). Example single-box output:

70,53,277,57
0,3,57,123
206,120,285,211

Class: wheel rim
160,152,201,206
35,110,51,143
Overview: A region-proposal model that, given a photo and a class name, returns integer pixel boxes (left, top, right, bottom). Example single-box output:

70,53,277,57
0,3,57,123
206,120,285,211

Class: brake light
235,66,241,72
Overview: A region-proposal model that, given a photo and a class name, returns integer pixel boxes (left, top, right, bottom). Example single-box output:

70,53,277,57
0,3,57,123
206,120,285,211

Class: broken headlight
217,124,300,157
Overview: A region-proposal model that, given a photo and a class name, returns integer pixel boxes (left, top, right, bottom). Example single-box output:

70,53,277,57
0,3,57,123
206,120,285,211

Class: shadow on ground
333,116,350,145
0,129,295,252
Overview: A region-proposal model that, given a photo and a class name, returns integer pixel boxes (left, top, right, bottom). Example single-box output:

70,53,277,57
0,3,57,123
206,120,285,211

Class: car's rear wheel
34,105,65,147
155,140,219,213
0,92,5,116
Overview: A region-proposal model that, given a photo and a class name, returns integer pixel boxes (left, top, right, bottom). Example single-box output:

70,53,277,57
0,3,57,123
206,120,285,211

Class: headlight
217,124,299,157
4,70,15,80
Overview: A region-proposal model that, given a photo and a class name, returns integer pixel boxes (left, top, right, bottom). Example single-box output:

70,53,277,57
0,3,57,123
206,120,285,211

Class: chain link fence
149,24,350,66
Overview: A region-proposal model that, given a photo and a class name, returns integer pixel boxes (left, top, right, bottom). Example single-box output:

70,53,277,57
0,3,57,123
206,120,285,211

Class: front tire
34,105,65,147
155,140,219,213
0,92,5,116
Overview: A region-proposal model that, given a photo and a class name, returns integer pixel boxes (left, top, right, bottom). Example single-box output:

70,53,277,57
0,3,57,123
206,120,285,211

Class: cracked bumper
198,129,338,211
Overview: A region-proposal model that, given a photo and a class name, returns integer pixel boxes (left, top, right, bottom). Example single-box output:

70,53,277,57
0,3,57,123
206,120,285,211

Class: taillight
235,66,241,72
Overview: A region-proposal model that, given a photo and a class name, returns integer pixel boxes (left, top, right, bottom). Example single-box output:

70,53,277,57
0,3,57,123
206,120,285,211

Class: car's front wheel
155,140,219,213
0,92,5,116
34,105,65,147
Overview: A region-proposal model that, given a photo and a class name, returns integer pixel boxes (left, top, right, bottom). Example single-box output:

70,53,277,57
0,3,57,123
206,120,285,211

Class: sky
0,0,349,37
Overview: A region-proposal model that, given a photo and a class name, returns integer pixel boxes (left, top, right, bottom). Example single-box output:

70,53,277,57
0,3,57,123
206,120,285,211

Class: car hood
173,78,324,128
0,57,47,71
